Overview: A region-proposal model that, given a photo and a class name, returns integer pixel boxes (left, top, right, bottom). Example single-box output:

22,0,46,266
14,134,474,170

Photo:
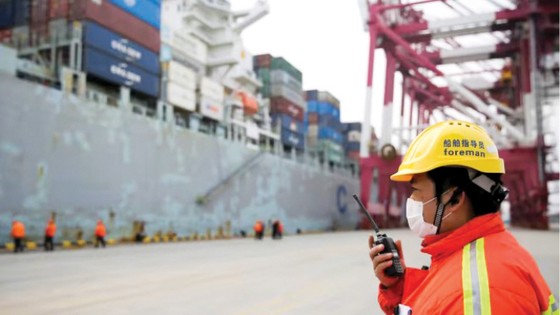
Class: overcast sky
229,0,517,137
231,0,386,130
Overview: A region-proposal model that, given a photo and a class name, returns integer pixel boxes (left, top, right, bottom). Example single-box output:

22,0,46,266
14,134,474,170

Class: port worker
94,220,107,248
272,220,284,240
368,121,558,314
44,219,56,251
11,220,26,253
277,220,283,239
254,220,264,240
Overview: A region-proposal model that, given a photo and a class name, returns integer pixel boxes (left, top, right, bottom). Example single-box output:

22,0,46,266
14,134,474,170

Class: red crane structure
357,0,559,229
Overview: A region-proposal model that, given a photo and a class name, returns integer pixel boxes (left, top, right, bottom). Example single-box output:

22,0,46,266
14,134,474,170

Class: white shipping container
199,96,224,121
167,82,196,111
270,84,306,108
307,125,318,136
347,130,361,142
161,28,207,64
167,60,196,90
269,69,302,91
307,135,318,147
200,77,224,103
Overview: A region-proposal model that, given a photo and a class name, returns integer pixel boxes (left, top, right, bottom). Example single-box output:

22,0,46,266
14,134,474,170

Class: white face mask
406,192,454,238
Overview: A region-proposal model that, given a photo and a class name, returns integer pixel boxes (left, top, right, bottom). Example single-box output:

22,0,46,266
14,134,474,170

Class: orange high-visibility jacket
45,221,56,237
11,221,25,238
254,222,263,233
95,222,106,237
378,213,558,315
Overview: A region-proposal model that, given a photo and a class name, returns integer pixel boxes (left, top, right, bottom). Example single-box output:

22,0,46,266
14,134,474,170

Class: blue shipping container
0,1,14,29
272,114,305,135
332,131,343,144
333,107,340,120
305,90,318,101
0,0,30,29
318,126,343,144
318,126,332,140
345,142,361,152
84,21,160,75
317,101,335,116
307,100,318,113
308,101,336,116
84,47,160,97
109,0,161,29
281,128,304,150
317,113,337,127
343,122,362,132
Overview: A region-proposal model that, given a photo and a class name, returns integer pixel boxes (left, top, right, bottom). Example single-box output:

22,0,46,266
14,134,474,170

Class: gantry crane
357,0,559,229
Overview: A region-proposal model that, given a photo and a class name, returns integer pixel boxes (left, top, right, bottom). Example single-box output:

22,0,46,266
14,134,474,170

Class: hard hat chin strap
433,189,461,234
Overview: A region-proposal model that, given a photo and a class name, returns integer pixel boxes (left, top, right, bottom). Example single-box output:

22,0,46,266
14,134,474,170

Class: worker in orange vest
94,220,106,248
278,221,284,239
272,220,283,240
370,120,557,314
11,220,25,253
253,220,264,240
44,219,56,251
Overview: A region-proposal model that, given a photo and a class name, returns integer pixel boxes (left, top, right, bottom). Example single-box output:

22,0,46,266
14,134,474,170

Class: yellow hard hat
391,120,504,182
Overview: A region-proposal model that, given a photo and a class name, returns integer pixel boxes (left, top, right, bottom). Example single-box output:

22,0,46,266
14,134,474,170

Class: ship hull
0,74,360,243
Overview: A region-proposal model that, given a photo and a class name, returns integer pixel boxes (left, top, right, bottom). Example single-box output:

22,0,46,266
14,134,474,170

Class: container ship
0,0,558,245
0,0,365,244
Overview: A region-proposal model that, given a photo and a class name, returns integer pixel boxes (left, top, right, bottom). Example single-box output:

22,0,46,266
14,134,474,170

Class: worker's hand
368,235,405,288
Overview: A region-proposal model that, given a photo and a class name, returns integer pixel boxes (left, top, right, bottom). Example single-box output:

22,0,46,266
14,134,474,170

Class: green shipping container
271,57,302,83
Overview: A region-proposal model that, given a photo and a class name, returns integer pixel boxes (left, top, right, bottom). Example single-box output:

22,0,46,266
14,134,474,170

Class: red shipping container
29,0,49,46
270,96,304,121
70,0,160,53
307,112,318,124
0,29,12,44
31,0,49,24
49,0,70,20
347,150,360,161
255,54,272,68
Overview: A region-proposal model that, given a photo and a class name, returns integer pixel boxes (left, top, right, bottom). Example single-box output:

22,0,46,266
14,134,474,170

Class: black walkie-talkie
353,194,404,277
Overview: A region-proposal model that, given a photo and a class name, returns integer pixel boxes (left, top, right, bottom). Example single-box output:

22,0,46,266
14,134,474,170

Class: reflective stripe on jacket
378,213,558,314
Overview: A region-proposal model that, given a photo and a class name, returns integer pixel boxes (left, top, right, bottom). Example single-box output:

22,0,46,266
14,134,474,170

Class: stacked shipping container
0,0,163,97
82,21,160,97
163,60,197,112
0,0,30,29
340,122,378,162
70,0,162,96
305,90,344,164
254,54,306,151
342,122,362,162
71,0,161,52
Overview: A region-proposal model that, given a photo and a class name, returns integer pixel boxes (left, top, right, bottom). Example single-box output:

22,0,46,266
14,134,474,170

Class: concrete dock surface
0,228,558,314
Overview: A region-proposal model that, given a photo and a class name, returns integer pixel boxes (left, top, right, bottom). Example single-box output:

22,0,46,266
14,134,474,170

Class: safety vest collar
421,213,504,261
